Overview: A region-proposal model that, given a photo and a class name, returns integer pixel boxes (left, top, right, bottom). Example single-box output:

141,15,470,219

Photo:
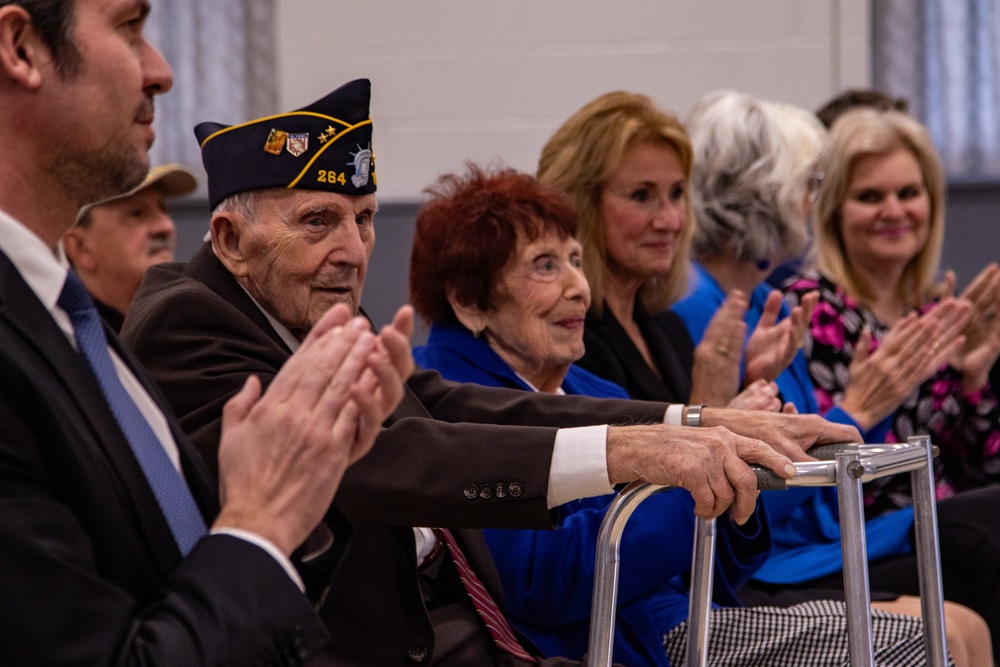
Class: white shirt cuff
547,424,613,508
211,528,305,592
665,403,683,425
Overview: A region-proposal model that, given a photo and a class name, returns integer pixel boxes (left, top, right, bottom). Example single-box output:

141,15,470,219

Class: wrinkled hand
840,299,968,431
606,423,797,524
947,264,1000,392
691,291,747,406
214,304,405,556
726,379,781,412
350,305,416,462
701,406,862,463
744,290,817,384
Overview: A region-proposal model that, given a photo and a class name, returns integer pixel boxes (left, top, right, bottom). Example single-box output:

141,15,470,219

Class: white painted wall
274,1,871,202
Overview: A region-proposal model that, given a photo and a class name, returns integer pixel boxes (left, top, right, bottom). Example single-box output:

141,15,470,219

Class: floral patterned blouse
784,271,1000,517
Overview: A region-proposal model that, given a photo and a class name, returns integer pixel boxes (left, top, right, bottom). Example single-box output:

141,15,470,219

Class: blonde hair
812,108,944,310
537,91,695,316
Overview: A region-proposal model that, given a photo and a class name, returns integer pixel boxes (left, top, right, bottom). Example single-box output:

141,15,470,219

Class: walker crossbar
585,436,947,667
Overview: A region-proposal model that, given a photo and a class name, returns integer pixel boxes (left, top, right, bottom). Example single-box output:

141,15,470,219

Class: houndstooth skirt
662,600,953,667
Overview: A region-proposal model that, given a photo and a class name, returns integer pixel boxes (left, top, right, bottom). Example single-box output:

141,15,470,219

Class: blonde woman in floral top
784,107,1000,517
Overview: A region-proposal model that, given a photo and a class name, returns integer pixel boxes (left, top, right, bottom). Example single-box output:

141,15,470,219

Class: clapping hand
727,379,782,412
839,298,969,431
350,305,416,462
690,290,747,406
941,265,1000,392
213,303,412,556
744,289,818,384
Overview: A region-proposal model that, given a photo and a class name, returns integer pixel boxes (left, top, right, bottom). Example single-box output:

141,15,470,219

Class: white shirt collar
237,283,302,353
513,369,566,395
0,208,70,312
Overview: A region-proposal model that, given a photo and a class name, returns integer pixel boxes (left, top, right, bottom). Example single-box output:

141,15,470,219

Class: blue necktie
58,270,207,555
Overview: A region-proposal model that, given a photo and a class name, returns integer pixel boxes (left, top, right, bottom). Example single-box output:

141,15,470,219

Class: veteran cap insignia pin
318,125,338,144
263,129,287,155
286,133,309,157
349,143,373,188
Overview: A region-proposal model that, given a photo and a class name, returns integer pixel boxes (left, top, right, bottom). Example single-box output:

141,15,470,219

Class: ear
62,228,97,272
210,211,250,278
0,6,48,90
447,289,488,336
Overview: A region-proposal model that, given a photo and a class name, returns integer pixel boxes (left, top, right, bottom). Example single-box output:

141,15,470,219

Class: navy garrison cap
195,78,377,209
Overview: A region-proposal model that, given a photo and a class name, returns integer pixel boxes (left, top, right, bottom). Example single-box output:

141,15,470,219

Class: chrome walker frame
586,436,947,667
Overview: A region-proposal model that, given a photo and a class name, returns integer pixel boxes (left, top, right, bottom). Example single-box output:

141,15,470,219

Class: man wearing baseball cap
64,163,197,330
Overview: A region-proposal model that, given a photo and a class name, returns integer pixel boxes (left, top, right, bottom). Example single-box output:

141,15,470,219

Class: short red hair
409,164,579,324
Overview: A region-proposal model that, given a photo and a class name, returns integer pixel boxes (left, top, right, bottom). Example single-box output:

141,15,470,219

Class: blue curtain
874,0,1000,176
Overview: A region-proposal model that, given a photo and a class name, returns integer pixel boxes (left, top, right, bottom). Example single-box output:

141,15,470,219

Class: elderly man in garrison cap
63,164,196,331
0,0,412,663
122,79,858,665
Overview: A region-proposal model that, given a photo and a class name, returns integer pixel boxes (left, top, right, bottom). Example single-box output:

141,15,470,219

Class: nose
652,197,685,231
328,222,369,269
563,262,591,307
141,40,174,95
148,209,176,238
881,195,906,219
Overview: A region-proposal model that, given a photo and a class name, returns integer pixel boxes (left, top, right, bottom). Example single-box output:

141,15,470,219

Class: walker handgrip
806,442,939,460
752,466,788,490
807,442,864,460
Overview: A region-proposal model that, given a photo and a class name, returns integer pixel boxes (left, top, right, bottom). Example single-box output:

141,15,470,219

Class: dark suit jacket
122,244,669,666
579,304,695,403
0,249,333,665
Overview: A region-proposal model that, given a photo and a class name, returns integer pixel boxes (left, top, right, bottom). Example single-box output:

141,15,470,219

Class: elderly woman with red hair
408,164,936,667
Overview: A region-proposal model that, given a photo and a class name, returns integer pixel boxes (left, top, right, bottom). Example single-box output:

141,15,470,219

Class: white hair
687,90,826,264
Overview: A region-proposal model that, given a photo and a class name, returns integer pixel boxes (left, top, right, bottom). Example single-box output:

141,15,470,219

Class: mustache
135,97,155,124
147,235,174,256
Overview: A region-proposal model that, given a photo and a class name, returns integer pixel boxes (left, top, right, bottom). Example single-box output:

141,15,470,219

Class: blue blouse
414,321,772,666
671,264,913,585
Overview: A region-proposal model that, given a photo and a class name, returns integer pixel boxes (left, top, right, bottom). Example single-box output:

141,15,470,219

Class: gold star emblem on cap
318,125,338,144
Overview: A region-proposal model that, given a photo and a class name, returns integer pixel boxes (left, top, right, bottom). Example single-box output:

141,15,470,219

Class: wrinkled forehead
245,188,377,220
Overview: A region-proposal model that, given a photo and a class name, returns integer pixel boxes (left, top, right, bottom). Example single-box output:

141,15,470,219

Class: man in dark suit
0,1,411,664
122,79,861,664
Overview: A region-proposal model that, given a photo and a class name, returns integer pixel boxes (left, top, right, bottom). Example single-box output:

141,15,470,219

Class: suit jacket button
494,482,507,498
479,484,493,499
508,482,523,497
407,646,429,662
464,484,478,500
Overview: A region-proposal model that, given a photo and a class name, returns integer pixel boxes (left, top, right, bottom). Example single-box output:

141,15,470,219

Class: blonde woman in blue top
674,90,992,664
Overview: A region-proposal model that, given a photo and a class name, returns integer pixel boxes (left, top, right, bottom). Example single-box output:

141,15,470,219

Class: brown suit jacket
122,244,668,665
